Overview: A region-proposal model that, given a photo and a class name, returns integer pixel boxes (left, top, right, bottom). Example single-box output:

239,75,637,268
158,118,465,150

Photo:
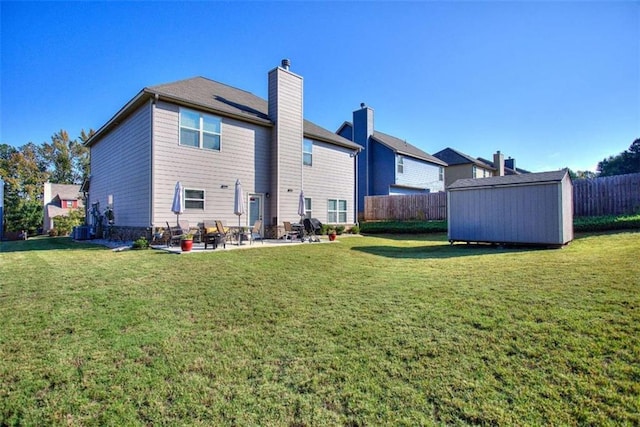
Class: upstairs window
184,189,205,209
180,108,221,150
397,156,404,174
327,199,347,223
303,139,313,166
439,167,444,181
472,165,477,178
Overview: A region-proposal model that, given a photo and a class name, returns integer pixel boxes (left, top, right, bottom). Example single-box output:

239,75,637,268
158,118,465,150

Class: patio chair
283,221,300,242
248,219,263,245
215,220,233,243
202,220,225,249
165,221,185,247
179,220,201,243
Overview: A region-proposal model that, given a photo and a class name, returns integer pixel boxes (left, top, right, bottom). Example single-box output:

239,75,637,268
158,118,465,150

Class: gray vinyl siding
448,174,573,245
89,102,152,227
302,140,356,224
396,156,444,193
268,67,303,226
152,100,271,228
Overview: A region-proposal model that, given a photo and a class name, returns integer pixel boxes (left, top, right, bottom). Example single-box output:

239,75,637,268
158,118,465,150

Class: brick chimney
493,150,505,176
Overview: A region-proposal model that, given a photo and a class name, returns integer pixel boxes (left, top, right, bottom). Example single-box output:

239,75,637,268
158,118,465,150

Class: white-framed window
439,167,444,181
304,198,312,219
472,165,477,178
180,108,221,150
303,139,313,166
397,156,404,174
327,199,347,223
184,188,205,209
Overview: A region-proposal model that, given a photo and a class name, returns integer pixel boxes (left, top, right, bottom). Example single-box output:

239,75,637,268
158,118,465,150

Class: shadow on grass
353,234,553,259
0,236,115,253
351,243,548,259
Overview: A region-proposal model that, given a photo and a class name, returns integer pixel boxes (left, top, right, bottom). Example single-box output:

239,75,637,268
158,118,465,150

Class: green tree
0,143,49,232
40,130,90,184
597,138,640,177
568,169,597,179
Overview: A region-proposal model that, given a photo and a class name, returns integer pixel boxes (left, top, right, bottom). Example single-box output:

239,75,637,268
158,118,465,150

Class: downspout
149,94,158,232
353,149,359,225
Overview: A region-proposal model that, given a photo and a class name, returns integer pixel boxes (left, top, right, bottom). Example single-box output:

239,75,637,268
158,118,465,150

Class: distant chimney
493,150,505,176
281,59,290,70
505,156,516,172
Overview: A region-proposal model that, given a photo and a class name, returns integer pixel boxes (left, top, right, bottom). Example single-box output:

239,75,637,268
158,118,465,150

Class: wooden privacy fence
364,192,447,221
364,173,640,221
573,173,640,217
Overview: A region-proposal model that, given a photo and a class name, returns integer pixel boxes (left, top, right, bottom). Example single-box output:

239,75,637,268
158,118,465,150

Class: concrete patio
151,236,331,254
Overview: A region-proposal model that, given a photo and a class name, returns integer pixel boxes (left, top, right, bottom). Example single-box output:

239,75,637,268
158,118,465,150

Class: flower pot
329,233,337,241
181,239,193,252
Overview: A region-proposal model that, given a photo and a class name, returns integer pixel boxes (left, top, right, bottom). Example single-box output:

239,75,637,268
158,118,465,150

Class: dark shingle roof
49,183,82,201
148,77,271,123
433,147,494,169
371,131,447,166
337,122,445,166
147,77,360,150
448,169,569,190
87,76,361,150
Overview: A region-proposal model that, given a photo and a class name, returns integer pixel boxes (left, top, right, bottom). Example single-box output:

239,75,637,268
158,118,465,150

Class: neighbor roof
478,157,530,175
448,169,569,190
433,147,494,169
338,122,446,166
48,183,82,202
86,76,361,151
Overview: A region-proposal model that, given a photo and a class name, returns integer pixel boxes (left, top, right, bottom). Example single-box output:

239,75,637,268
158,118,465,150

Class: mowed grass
0,232,638,426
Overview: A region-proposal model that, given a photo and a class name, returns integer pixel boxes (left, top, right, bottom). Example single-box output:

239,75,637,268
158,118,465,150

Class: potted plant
327,226,337,241
180,233,194,252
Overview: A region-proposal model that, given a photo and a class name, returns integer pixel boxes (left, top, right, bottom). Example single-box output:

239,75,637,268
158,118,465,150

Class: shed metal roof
448,169,569,190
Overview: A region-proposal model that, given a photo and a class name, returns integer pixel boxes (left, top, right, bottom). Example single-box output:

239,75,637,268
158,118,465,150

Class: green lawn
1,232,639,426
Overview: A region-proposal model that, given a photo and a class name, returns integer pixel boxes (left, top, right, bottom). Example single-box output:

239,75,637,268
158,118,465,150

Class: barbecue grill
303,218,322,242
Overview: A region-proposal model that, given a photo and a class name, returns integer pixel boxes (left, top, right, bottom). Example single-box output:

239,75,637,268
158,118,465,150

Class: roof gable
337,122,444,165
433,147,493,169
49,183,82,201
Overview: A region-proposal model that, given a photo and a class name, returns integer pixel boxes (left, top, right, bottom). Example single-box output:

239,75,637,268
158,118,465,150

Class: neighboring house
337,104,447,215
432,147,496,188
43,182,83,233
84,60,362,238
477,155,530,176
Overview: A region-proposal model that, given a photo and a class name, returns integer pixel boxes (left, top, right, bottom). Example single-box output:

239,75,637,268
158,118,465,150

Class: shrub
573,214,640,232
350,225,360,234
335,225,345,235
53,209,85,237
360,220,448,234
132,236,150,250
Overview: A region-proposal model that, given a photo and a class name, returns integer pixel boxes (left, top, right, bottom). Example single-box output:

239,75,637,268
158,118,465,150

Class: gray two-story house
337,104,447,215
84,60,361,238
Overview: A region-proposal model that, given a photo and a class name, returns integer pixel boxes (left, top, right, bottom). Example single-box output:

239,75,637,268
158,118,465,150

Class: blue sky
1,1,638,172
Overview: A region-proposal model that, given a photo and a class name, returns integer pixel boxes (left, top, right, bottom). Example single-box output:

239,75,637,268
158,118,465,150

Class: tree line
1,129,93,233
